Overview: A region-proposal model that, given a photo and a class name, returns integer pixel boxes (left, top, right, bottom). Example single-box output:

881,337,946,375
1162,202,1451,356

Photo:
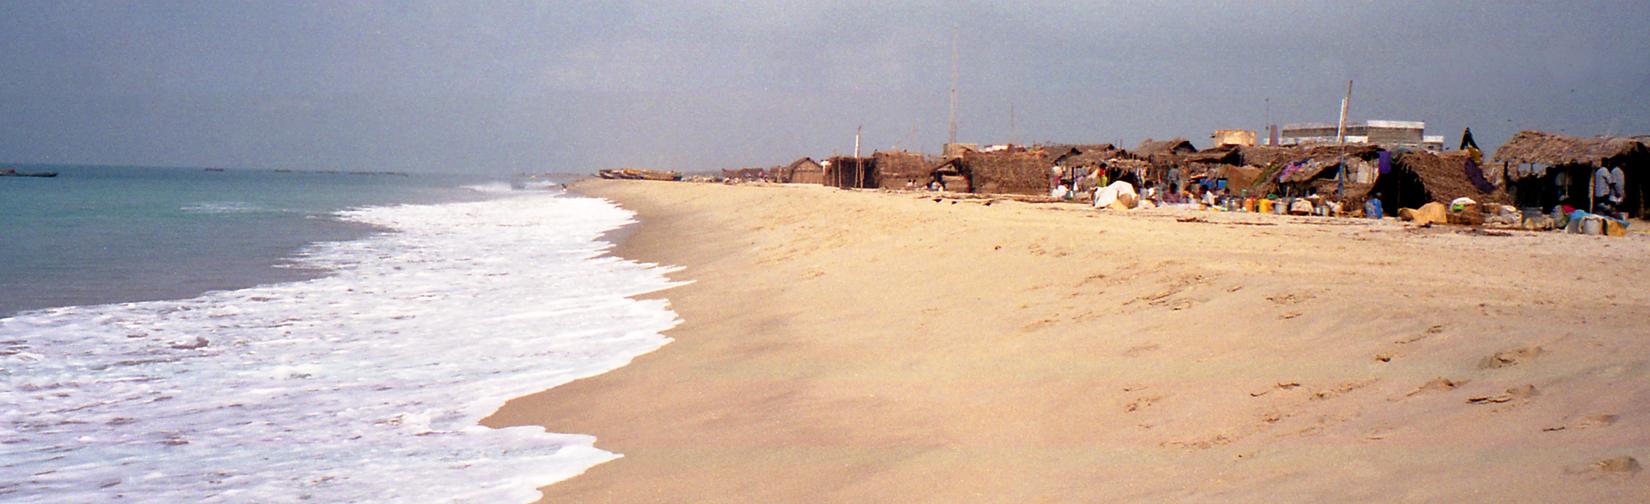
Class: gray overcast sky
3,1,1648,174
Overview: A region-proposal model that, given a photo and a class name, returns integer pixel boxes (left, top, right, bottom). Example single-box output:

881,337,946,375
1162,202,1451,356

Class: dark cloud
1,0,1647,173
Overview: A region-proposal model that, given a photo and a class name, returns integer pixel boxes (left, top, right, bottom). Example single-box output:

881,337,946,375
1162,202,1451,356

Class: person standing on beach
1593,162,1613,214
1167,166,1183,201
1554,169,1570,208
1609,163,1627,216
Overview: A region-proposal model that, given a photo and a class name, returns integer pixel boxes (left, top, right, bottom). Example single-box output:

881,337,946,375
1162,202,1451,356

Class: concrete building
1279,120,1445,151
1211,129,1257,147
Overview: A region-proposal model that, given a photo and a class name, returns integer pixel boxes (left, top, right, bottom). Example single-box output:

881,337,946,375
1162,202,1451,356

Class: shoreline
486,179,1650,502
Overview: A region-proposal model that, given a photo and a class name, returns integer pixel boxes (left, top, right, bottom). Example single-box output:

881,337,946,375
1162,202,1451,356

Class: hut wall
1375,151,1509,209
964,151,1050,195
824,157,878,189
791,166,824,184
873,151,932,189
782,158,824,184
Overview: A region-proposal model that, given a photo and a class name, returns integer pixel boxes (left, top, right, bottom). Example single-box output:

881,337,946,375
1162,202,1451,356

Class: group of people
1592,162,1629,218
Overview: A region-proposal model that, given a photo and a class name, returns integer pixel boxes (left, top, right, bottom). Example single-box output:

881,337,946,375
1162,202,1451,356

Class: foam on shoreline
1,191,681,502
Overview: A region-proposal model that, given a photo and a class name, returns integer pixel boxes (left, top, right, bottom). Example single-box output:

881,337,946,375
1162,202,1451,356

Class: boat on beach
0,168,57,178
598,168,681,181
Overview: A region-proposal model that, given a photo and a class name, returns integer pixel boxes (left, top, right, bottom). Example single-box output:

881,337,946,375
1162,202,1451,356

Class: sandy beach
485,179,1650,502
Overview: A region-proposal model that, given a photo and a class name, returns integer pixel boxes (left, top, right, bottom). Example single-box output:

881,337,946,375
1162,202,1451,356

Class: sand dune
485,179,1650,502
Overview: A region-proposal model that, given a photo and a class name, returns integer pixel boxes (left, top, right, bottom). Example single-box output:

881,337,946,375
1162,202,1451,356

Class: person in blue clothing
1364,191,1384,219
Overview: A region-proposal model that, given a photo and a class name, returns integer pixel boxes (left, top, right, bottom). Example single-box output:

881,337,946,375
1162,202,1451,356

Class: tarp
1093,181,1138,209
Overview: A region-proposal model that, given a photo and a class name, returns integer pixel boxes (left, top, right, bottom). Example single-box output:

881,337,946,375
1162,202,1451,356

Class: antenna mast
948,25,959,146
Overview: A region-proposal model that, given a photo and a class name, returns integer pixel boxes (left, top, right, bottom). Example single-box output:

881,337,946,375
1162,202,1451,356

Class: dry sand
484,179,1650,502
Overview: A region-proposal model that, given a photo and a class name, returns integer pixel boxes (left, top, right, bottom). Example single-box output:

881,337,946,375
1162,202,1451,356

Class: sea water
0,167,681,502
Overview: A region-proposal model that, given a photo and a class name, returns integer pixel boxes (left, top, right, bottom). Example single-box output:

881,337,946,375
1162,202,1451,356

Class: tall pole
948,25,959,147
854,124,861,158
854,125,862,188
1335,80,1353,146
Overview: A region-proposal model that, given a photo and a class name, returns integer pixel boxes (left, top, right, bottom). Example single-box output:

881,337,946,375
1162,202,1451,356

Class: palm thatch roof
1237,144,1380,168
959,150,1051,195
1492,130,1648,167
782,157,824,184
1242,145,1383,196
785,157,821,172
1182,146,1242,165
872,150,935,188
1133,138,1197,163
1038,143,1128,167
1391,150,1509,205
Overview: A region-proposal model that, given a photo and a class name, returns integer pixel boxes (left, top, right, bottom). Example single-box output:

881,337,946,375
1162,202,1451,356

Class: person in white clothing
1609,164,1626,208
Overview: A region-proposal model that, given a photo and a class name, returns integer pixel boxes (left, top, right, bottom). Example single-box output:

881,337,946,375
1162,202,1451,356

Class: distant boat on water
0,168,57,178
204,168,226,172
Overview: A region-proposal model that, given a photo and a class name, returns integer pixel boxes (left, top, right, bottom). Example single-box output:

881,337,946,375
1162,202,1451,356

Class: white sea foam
0,192,681,502
179,201,274,214
461,182,521,194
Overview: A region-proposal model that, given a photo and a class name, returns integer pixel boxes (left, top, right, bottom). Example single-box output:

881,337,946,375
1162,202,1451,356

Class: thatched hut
872,151,935,190
824,156,877,189
1040,144,1128,168
1182,146,1242,166
1370,150,1509,213
1492,130,1648,215
929,157,972,192
959,150,1051,195
1213,165,1265,194
780,157,824,184
1493,130,1647,168
1133,138,1197,165
1245,145,1382,198
1234,145,1300,168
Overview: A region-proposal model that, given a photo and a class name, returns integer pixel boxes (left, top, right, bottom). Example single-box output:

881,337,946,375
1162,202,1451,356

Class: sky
2,0,1648,174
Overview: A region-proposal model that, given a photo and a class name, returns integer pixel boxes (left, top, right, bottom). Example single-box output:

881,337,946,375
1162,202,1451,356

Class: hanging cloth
1464,156,1497,193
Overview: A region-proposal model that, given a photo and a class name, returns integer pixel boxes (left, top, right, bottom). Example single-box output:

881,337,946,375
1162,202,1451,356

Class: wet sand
485,179,1650,502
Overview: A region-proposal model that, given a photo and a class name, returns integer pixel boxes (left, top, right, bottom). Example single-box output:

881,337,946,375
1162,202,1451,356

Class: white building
1279,120,1445,151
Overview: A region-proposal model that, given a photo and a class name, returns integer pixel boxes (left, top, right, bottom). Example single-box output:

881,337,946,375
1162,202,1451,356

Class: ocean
0,166,680,502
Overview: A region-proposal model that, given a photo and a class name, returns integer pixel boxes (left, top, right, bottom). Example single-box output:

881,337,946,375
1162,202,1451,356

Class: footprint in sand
1266,292,1314,305
1394,377,1465,400
1479,346,1544,370
1123,395,1163,413
1564,456,1641,479
1395,324,1446,345
1543,414,1619,432
1466,384,1538,405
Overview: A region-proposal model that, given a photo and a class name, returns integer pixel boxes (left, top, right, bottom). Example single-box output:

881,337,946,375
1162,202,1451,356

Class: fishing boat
0,168,57,178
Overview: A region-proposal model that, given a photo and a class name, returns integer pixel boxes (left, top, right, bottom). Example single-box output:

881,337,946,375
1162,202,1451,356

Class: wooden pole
854,125,862,189
1335,80,1353,145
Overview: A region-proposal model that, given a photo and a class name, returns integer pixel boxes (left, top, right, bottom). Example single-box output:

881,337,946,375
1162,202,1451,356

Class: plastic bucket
1582,216,1604,235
